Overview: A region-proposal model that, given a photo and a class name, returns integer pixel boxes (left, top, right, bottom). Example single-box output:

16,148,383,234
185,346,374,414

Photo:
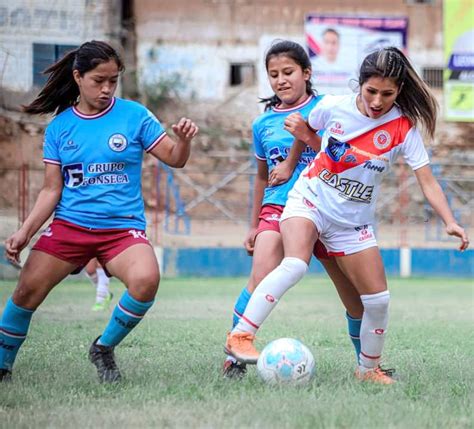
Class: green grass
0,276,472,429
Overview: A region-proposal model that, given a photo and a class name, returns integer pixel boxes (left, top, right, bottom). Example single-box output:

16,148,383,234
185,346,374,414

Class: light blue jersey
253,95,323,206
43,97,166,229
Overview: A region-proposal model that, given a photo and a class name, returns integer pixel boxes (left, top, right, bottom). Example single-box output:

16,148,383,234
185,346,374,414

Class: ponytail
23,49,79,115
23,40,124,116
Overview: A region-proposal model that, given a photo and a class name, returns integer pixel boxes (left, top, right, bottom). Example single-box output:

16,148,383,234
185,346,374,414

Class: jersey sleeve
252,119,266,161
401,127,430,170
308,95,333,131
140,108,168,152
43,122,61,165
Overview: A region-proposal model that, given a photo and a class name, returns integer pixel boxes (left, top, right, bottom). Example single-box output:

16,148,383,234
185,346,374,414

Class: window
33,43,78,87
229,63,255,86
422,67,443,88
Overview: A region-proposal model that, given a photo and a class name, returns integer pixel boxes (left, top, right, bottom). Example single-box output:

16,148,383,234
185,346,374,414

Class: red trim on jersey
72,97,116,119
306,116,413,179
145,132,167,153
44,159,61,165
327,250,346,257
273,95,314,113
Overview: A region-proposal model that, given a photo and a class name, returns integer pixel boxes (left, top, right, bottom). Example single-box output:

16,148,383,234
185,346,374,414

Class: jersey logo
62,163,84,188
363,160,385,173
128,230,148,241
108,134,128,152
269,147,286,165
329,122,345,135
373,130,391,150
319,169,373,203
326,136,350,162
264,128,274,137
62,140,78,152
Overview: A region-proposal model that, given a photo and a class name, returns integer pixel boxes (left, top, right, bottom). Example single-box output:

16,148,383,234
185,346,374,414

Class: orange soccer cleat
355,366,396,385
224,332,260,364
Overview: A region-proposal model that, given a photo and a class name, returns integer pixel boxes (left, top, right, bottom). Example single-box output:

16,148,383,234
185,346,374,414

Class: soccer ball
257,338,315,385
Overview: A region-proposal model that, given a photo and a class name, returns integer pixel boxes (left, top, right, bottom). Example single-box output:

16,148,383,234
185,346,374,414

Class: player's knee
12,282,42,310
361,290,390,316
126,271,160,301
280,257,308,286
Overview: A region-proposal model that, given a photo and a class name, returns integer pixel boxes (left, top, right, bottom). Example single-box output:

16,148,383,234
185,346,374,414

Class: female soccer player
225,47,469,384
1,40,198,383
223,40,364,378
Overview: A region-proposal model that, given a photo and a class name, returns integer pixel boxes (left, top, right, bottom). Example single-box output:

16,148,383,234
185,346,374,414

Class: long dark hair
359,47,438,138
260,40,316,111
23,40,124,115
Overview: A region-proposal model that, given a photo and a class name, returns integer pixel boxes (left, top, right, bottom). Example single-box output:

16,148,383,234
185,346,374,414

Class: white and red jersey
293,94,429,227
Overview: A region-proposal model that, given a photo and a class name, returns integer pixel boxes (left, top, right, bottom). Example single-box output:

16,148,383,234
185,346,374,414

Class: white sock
233,257,308,334
86,271,98,288
359,290,390,371
95,268,110,303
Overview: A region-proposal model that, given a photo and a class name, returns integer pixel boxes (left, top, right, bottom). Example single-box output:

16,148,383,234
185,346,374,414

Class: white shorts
281,188,378,256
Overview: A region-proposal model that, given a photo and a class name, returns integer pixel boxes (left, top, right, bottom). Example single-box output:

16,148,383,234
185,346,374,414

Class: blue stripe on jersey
252,95,323,207
43,98,166,229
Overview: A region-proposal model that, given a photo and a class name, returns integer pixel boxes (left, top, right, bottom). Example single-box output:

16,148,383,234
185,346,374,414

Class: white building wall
137,42,258,101
0,0,116,92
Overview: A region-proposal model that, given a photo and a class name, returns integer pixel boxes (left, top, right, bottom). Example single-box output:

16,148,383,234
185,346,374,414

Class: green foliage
0,277,472,428
142,73,187,109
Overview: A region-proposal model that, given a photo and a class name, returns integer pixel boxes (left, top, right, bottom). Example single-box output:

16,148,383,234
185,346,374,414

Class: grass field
0,275,472,429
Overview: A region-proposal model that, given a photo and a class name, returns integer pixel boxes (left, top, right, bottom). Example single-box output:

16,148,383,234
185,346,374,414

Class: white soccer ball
257,338,315,385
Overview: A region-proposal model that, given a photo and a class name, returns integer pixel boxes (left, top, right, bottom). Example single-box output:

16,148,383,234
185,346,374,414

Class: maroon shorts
32,218,151,272
256,204,330,260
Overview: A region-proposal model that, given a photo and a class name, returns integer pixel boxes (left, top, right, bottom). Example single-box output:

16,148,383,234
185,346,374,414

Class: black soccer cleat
0,368,12,382
222,359,247,379
89,336,122,383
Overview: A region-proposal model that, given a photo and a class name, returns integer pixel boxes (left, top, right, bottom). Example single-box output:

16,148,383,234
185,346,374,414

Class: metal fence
1,155,472,249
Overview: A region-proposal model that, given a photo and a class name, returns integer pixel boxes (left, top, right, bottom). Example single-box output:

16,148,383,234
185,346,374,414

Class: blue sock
98,291,154,347
346,312,362,364
0,297,34,371
232,287,252,329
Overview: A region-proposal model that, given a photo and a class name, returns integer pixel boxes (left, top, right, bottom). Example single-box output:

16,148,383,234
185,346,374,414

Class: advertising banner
305,15,408,95
444,0,474,122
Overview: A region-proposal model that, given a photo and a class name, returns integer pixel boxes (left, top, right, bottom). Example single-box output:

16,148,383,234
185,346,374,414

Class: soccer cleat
224,332,260,364
92,292,114,312
0,369,12,382
222,359,247,379
355,366,396,385
89,336,122,383
378,366,396,378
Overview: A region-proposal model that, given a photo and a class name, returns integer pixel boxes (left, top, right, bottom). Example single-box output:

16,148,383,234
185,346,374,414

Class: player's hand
5,229,30,266
244,227,257,256
268,162,292,187
283,112,310,142
172,118,199,143
446,222,469,251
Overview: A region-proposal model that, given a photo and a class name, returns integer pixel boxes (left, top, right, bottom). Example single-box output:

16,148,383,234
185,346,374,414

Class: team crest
108,134,128,152
373,130,391,150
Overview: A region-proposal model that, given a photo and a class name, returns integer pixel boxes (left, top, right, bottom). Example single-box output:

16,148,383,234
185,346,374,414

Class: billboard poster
305,15,408,95
444,0,474,122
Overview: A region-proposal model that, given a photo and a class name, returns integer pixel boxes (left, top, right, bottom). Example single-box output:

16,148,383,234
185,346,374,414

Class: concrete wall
0,0,120,97
160,247,472,278
134,0,443,101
